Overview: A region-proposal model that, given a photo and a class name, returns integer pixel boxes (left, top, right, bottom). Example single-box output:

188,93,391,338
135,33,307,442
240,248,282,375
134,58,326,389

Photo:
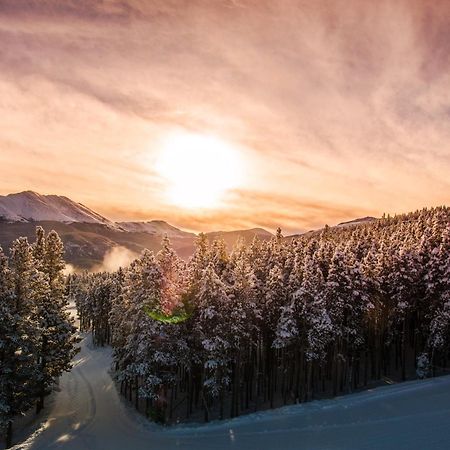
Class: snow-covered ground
13,334,450,450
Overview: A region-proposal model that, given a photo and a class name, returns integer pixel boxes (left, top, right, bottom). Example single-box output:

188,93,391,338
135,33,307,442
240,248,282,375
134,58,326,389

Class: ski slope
14,334,450,450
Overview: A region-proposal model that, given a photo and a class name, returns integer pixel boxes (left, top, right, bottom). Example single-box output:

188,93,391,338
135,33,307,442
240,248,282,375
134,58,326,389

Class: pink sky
0,0,449,233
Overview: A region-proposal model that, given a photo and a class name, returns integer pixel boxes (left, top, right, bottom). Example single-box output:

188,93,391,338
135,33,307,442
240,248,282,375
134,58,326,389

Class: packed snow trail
19,334,450,450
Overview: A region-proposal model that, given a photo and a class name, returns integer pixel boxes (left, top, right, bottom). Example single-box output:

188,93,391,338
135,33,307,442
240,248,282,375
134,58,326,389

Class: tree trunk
135,376,139,410
36,392,45,414
5,421,12,449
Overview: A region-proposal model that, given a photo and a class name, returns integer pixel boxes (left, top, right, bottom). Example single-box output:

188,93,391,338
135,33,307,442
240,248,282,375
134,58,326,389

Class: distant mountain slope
0,191,114,226
0,192,277,269
336,216,377,227
0,221,273,270
0,221,196,269
118,220,195,239
287,216,378,239
206,228,273,249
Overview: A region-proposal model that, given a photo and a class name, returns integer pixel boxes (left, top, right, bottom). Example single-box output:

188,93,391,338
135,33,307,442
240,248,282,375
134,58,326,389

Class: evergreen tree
0,247,32,448
33,230,77,412
3,239,40,447
76,206,450,424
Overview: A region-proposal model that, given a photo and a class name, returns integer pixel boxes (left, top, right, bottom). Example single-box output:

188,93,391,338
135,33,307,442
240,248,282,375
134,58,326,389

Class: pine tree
3,239,40,447
157,236,185,315
75,206,450,424
33,230,77,412
196,264,231,421
0,247,24,447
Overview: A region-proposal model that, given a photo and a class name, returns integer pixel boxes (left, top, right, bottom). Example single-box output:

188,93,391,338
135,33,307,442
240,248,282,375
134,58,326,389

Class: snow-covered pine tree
195,264,231,421
0,246,32,448
32,229,77,413
296,252,332,400
187,233,210,289
3,238,41,447
157,235,185,316
228,255,260,416
425,221,450,373
73,206,450,423
209,239,229,280
32,226,46,272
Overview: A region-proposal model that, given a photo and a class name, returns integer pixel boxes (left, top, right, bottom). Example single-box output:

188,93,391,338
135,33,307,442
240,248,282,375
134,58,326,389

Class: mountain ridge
0,191,275,269
0,191,272,239
0,191,377,270
117,220,196,239
0,191,115,227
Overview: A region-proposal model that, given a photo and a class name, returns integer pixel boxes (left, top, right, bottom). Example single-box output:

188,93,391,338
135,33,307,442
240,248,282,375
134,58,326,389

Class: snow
336,217,377,228
117,221,194,239
12,334,450,450
0,192,114,226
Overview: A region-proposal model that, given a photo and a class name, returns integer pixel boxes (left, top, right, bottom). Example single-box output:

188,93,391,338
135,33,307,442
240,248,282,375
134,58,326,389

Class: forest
70,206,450,424
0,228,77,448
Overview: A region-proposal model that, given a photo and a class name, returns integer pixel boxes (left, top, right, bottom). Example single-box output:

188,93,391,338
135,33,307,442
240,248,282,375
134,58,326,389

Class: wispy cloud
0,0,449,232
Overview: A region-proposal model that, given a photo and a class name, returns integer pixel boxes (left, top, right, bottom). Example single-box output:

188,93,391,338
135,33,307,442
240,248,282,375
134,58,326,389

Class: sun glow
156,132,244,209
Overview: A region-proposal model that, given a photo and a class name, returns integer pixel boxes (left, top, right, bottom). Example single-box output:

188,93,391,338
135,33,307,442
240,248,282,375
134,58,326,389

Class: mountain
0,191,375,271
287,216,378,239
206,228,273,248
117,220,195,239
0,191,115,226
0,191,274,269
0,220,195,269
336,216,377,227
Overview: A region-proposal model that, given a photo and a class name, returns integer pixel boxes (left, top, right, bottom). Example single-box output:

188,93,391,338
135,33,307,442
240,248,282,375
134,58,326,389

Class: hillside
117,220,195,239
287,216,378,239
0,221,197,270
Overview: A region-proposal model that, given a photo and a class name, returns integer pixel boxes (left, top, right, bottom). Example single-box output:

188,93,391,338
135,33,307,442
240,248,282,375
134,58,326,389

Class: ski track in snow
13,334,450,450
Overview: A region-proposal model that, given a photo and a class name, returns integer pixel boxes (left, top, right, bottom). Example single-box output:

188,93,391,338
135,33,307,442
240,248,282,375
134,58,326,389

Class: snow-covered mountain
117,220,195,239
0,191,115,226
0,191,275,268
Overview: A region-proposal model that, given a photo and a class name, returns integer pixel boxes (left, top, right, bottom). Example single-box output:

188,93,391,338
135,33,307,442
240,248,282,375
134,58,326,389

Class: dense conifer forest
70,207,449,424
0,228,77,448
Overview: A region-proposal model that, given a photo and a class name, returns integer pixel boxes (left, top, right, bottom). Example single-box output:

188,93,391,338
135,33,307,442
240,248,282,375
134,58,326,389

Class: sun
156,132,244,209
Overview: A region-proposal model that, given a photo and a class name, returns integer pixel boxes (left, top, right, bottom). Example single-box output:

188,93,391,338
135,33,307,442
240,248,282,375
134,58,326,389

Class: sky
0,0,450,234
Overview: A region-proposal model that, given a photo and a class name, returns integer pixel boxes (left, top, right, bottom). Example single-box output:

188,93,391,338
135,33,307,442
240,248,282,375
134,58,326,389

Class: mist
93,246,138,273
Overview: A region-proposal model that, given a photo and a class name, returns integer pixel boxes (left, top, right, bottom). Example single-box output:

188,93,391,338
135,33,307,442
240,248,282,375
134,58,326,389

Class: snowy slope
13,334,450,450
118,220,195,238
336,216,377,228
0,192,114,226
288,217,378,239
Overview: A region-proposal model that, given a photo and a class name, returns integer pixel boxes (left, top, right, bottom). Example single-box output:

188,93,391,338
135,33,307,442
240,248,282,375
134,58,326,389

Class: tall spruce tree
32,229,77,412
3,239,41,447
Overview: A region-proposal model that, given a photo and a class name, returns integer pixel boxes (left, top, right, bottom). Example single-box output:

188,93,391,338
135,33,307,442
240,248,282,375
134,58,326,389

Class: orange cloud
0,0,449,232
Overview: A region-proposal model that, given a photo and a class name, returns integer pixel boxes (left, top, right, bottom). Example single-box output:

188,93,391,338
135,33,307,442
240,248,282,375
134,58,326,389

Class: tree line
0,228,77,448
70,207,450,424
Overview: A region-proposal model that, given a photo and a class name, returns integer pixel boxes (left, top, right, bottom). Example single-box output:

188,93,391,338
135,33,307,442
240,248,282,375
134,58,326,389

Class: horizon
1,1,450,234
1,188,439,236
